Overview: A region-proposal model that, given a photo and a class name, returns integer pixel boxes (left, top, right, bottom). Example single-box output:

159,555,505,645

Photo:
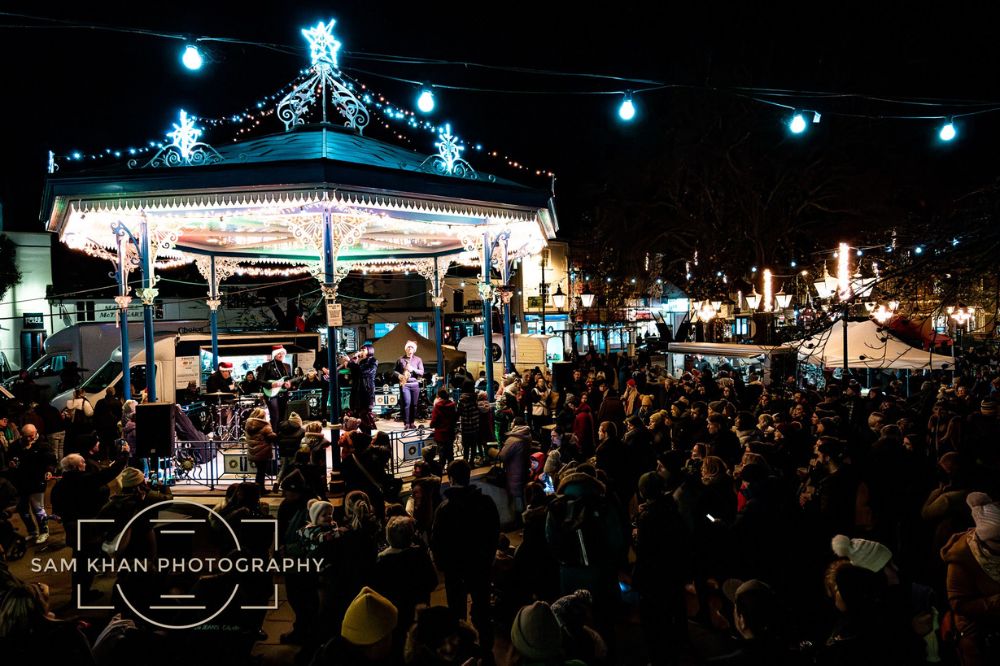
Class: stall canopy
373,323,465,375
787,319,953,370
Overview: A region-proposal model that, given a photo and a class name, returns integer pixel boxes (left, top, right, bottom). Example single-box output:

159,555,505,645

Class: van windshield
81,360,123,392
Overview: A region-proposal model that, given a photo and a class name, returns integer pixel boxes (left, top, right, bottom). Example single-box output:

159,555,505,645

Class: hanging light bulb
181,44,204,71
938,119,957,142
788,112,808,134
417,88,435,113
618,92,636,121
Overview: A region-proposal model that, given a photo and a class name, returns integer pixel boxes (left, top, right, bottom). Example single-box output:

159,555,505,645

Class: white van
665,342,798,385
457,333,563,377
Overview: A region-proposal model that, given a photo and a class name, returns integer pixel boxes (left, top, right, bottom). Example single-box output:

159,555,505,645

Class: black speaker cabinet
550,362,575,395
287,398,310,420
135,402,176,457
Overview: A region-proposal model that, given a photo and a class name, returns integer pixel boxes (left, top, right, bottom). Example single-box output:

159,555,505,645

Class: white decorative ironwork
460,234,482,254
138,287,160,306
48,150,58,174
421,124,477,178
276,19,369,132
206,298,222,311
431,296,445,308
478,281,496,302
114,295,133,309
130,110,223,169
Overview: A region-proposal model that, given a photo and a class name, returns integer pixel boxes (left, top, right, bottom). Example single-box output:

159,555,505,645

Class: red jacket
430,399,458,443
573,403,596,455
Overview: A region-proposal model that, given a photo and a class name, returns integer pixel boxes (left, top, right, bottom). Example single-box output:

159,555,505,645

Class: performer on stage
394,340,424,429
206,361,238,395
340,343,377,433
259,345,292,425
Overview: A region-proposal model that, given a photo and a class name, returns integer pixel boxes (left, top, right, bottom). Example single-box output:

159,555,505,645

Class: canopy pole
433,256,444,390
842,305,849,382
139,217,157,402
114,228,132,401
209,255,220,370
323,213,340,423
500,236,514,374
482,231,495,400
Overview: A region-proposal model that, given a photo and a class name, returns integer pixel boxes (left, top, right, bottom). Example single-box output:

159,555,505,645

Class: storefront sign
22,312,45,329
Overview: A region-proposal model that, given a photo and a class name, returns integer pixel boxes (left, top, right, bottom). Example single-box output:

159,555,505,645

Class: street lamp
580,284,596,308
775,289,793,309
745,288,762,311
872,304,893,325
813,264,836,299
552,284,566,309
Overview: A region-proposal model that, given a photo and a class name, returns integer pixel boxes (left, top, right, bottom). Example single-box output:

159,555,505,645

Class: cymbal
203,391,236,397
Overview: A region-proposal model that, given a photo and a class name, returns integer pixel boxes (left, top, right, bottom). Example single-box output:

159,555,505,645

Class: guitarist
394,340,424,429
260,345,292,425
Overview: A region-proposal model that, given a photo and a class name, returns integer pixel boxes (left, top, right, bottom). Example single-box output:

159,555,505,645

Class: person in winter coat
494,395,515,445
274,411,305,490
476,391,494,461
595,421,629,503
573,396,596,459
301,420,328,478
457,391,481,466
430,460,501,655
372,515,438,656
7,425,56,543
500,418,532,514
633,472,692,666
430,389,458,467
243,408,276,490
941,492,1000,666
597,389,627,436
341,431,388,521
623,415,656,506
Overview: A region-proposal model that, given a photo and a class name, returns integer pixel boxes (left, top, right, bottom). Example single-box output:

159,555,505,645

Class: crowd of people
2,348,1000,664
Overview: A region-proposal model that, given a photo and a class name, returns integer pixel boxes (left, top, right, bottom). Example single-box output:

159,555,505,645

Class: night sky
4,1,1000,247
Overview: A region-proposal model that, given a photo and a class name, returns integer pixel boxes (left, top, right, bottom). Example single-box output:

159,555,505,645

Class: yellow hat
341,586,397,646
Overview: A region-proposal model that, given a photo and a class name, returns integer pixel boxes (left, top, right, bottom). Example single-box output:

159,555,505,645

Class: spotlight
788,113,807,134
618,93,636,122
914,246,924,255
939,120,956,142
181,44,203,71
417,88,435,114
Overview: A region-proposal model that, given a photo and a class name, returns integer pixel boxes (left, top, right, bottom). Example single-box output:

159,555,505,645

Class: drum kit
200,391,266,442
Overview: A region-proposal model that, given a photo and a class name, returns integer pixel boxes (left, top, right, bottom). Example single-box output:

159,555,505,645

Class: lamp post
580,284,595,352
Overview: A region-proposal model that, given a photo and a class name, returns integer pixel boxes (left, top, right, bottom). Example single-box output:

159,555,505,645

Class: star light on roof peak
302,19,341,69
167,110,202,159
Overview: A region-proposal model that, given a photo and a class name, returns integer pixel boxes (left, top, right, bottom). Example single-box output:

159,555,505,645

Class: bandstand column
208,255,221,369
323,213,341,423
138,217,158,402
114,230,132,401
432,257,445,389
481,231,495,399
499,236,514,374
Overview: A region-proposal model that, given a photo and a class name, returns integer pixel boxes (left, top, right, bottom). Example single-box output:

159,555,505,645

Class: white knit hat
831,534,893,572
967,492,1000,541
308,499,333,525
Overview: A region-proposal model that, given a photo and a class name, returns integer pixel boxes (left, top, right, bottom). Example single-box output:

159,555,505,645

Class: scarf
968,531,1000,584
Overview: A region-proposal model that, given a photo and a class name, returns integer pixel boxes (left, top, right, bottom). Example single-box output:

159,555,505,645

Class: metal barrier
168,439,276,490
386,427,469,476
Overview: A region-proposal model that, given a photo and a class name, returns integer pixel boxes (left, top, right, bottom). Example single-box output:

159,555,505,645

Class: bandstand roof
42,124,556,270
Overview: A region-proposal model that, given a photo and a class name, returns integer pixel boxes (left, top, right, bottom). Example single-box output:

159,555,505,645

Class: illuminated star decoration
435,124,464,173
167,110,202,159
302,19,341,69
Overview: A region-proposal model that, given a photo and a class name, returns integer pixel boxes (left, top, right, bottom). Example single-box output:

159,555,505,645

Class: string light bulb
618,92,636,122
938,119,957,142
788,112,808,134
181,44,204,71
417,88,435,113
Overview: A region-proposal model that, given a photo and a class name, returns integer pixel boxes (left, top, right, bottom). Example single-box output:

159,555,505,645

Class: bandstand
39,18,557,488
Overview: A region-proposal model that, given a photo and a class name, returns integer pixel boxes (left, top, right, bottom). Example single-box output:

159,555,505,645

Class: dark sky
3,0,1000,237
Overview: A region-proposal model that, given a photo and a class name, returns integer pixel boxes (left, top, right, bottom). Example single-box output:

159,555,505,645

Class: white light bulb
939,122,956,142
417,89,435,113
182,44,203,71
618,95,636,121
789,113,807,134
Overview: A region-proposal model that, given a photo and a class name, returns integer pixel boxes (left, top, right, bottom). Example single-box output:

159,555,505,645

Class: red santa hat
219,361,233,370
272,345,287,358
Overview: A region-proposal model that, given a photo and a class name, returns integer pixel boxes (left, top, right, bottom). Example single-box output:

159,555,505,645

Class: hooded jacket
572,403,596,455
276,416,305,457
244,417,276,463
430,397,458,443
941,528,1000,646
500,425,532,498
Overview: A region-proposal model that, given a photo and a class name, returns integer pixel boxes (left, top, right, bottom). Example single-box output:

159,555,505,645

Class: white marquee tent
788,319,953,370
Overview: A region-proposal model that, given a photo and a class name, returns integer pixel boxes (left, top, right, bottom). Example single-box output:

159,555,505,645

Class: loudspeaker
287,398,310,420
135,402,175,457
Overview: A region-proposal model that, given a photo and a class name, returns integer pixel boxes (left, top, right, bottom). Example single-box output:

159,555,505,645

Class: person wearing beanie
500,417,533,514
277,468,315,645
508,601,568,664
274,411,305,491
941,492,1000,666
312,586,398,665
403,606,481,665
831,534,893,573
